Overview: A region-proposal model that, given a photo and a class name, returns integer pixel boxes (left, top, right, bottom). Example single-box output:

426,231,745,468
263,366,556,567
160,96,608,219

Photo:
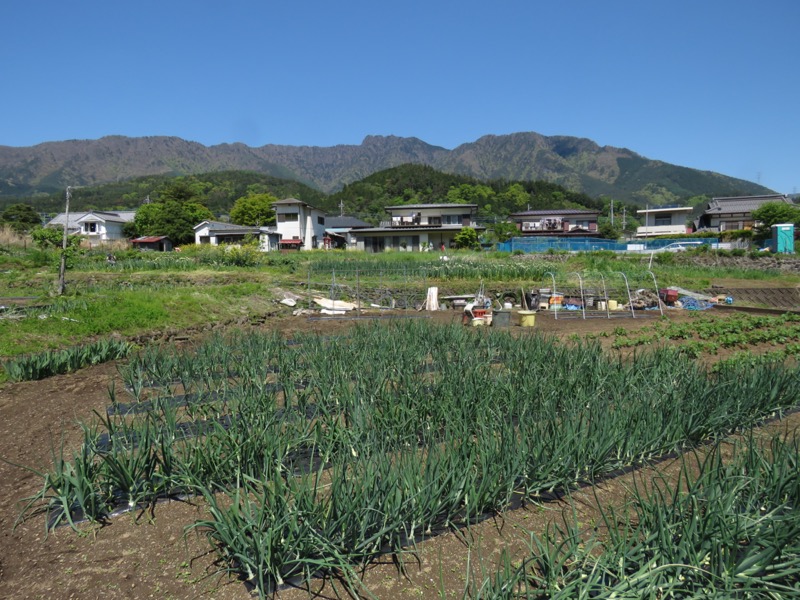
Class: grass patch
0,282,275,358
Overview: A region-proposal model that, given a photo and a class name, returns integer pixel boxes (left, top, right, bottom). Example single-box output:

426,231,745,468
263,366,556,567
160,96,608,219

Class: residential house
323,215,372,250
258,227,282,252
272,198,328,250
194,221,262,246
131,236,174,252
698,194,793,232
635,206,694,237
46,210,136,245
508,209,600,236
350,204,484,252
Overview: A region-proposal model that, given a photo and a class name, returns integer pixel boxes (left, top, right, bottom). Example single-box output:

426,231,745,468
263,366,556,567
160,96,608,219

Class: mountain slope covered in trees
0,133,772,205
0,171,326,216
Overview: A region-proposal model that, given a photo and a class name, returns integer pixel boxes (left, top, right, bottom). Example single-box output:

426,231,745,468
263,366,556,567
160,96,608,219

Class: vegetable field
9,316,800,598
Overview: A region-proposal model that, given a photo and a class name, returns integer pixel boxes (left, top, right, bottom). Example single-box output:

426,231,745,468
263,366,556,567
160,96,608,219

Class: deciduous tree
453,227,480,250
230,193,278,226
751,202,800,235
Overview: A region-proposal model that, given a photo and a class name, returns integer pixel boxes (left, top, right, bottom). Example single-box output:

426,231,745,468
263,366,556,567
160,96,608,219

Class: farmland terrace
2,308,800,599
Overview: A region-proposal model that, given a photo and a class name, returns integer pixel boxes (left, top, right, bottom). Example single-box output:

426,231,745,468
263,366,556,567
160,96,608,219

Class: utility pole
610,199,614,226
339,200,345,217
622,207,627,232
57,186,72,296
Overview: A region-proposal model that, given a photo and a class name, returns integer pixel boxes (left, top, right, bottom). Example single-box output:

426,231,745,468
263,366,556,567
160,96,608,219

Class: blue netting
679,297,714,311
496,237,718,254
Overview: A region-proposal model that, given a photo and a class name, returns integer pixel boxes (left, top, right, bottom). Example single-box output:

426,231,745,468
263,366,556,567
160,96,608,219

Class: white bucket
597,301,607,311
503,302,513,310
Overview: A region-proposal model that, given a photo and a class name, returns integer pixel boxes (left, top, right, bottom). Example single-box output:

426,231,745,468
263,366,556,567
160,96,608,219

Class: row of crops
23,321,800,597
469,433,800,598
1,338,132,381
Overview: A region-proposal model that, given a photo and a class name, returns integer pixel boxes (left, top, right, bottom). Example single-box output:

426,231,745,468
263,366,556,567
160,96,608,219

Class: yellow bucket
608,300,619,311
518,310,537,327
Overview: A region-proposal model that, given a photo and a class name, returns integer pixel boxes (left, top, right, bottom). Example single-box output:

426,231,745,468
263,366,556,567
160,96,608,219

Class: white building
636,206,694,237
194,221,262,245
272,198,327,250
46,210,136,246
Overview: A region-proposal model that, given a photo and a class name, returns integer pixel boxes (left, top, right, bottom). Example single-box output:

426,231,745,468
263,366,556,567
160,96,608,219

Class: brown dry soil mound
1,309,798,600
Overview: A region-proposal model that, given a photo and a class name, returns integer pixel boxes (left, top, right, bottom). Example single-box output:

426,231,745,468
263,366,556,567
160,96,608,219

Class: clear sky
2,0,797,194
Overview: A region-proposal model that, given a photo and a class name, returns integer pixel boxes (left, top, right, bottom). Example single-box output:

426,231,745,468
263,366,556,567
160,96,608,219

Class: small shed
278,237,304,251
131,235,174,252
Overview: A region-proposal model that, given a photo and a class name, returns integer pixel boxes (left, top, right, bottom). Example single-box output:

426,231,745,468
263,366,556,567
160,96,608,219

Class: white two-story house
272,198,328,250
636,206,694,237
351,203,484,252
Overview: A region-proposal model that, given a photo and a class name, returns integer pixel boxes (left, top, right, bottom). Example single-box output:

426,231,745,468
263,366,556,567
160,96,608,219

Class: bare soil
1,307,797,600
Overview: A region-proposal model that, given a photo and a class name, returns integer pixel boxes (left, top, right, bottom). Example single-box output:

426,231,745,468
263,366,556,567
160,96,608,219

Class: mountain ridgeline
0,132,772,205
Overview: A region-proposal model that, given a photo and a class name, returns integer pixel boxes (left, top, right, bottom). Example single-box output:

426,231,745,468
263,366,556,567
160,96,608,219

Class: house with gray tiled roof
698,194,793,232
508,208,600,236
193,220,263,246
46,210,136,246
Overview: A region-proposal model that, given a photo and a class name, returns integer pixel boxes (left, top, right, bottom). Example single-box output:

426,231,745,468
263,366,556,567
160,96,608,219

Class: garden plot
14,319,800,598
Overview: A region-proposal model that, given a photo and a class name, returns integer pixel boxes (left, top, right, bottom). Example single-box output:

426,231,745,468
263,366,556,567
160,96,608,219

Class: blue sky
2,1,798,194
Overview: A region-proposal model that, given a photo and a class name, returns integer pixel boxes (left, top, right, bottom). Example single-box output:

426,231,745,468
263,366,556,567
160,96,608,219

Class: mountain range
0,132,772,205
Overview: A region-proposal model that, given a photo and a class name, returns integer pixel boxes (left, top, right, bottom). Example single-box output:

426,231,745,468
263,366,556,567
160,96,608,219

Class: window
654,216,672,226
84,222,97,233
317,216,325,225
278,212,298,223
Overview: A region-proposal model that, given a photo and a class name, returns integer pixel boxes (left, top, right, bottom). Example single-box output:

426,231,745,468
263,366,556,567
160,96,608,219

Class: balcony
379,219,476,229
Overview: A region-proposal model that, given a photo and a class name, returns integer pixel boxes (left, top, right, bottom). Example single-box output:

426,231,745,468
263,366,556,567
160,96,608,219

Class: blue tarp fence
495,237,719,254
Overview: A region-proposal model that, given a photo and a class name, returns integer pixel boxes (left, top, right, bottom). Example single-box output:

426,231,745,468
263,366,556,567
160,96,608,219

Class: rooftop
325,215,372,229
384,203,478,211
271,197,323,211
132,236,170,243
704,194,791,215
509,209,600,217
194,220,261,233
637,206,693,214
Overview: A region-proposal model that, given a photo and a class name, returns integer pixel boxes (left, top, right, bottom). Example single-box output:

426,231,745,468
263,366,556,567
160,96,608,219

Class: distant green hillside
0,170,327,217
330,164,610,223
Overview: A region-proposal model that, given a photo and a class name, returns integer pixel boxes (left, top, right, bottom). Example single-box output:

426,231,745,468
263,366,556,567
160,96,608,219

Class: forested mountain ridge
0,171,327,216
0,132,772,204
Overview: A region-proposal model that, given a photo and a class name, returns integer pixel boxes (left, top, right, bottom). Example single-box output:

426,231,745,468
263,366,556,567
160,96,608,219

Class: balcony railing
379,220,477,229
635,225,689,237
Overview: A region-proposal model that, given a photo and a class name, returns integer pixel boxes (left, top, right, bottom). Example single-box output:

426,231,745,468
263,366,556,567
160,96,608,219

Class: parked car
659,241,705,253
